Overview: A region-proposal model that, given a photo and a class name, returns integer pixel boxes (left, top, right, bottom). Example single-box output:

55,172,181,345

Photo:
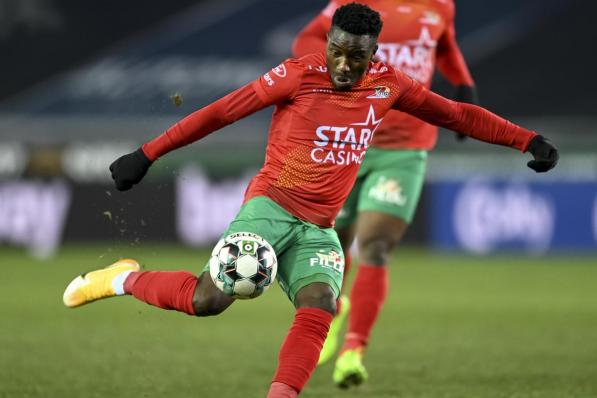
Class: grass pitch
1,245,596,398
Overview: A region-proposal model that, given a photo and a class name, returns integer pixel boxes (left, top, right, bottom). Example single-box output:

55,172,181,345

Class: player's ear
370,44,379,62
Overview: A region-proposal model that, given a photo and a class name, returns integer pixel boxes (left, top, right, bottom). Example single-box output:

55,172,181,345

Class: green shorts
336,148,427,228
203,196,344,304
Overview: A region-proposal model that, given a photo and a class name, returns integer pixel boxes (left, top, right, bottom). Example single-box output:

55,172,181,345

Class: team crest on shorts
368,176,407,206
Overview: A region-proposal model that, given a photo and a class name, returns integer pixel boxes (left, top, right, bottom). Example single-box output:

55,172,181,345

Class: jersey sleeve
142,60,305,160
292,3,334,57
435,11,475,87
391,71,536,152
142,83,267,161
251,59,305,106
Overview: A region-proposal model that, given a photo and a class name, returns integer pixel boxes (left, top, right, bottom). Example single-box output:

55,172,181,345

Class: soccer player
62,3,558,397
292,0,479,386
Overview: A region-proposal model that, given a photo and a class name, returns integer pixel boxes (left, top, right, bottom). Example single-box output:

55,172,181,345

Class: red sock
123,271,197,315
336,252,352,314
269,308,333,395
267,382,297,398
342,264,388,351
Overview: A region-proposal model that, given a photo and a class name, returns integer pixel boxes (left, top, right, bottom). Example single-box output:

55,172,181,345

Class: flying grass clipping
170,92,183,107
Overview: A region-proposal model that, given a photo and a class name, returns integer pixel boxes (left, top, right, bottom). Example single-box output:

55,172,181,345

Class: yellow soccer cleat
333,347,368,389
318,295,350,365
63,259,141,308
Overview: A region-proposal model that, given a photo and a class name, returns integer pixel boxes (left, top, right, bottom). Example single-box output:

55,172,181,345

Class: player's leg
267,225,344,397
317,177,361,365
345,211,407,339
335,224,356,267
335,202,357,297
118,196,296,316
334,149,427,388
335,176,361,279
62,257,234,316
332,212,408,388
63,196,293,317
125,269,235,316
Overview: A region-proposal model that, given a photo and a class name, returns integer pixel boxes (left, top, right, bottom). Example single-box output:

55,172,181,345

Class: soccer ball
209,232,277,299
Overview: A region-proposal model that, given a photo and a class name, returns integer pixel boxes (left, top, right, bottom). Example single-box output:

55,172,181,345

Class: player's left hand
454,85,479,142
109,148,153,191
526,135,559,173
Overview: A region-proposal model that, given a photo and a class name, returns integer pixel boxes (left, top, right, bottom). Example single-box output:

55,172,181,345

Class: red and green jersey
142,54,533,227
293,0,475,150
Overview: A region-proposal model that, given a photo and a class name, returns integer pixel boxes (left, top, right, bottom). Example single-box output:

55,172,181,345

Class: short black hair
331,2,383,38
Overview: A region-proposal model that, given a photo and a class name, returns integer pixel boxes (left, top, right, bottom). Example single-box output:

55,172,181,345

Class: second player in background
293,0,478,389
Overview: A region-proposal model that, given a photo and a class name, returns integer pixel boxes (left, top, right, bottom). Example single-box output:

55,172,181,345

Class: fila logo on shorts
309,250,344,274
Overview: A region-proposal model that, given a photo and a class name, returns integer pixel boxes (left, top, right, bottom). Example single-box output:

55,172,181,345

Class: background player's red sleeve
435,18,475,87
393,74,536,152
293,1,351,57
292,13,329,57
142,83,267,161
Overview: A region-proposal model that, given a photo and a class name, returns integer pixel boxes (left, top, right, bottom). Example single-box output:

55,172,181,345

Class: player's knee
294,282,337,315
192,293,228,317
359,237,395,266
191,279,229,317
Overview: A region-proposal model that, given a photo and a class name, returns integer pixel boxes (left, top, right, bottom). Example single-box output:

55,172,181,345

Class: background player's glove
526,135,559,173
109,148,153,191
454,85,479,142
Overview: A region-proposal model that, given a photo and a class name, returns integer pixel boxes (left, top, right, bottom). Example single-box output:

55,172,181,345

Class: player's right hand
526,135,559,173
109,148,153,191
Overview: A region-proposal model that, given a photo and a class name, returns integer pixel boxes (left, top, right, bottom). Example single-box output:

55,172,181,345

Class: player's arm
392,75,558,172
292,1,347,57
108,84,267,190
436,16,477,103
436,12,479,141
110,60,304,191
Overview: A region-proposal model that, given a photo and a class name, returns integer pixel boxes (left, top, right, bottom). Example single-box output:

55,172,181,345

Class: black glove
454,85,479,142
526,135,559,173
109,148,153,191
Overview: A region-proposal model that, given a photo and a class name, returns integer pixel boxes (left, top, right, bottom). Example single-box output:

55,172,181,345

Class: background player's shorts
335,148,427,228
202,196,344,304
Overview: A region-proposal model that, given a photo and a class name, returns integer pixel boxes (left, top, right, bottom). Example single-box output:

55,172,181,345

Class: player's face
326,26,377,90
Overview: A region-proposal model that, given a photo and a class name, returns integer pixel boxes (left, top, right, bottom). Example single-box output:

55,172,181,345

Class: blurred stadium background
1,1,596,397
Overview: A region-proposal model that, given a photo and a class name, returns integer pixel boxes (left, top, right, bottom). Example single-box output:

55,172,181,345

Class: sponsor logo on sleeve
263,63,287,86
272,64,287,78
263,72,274,86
